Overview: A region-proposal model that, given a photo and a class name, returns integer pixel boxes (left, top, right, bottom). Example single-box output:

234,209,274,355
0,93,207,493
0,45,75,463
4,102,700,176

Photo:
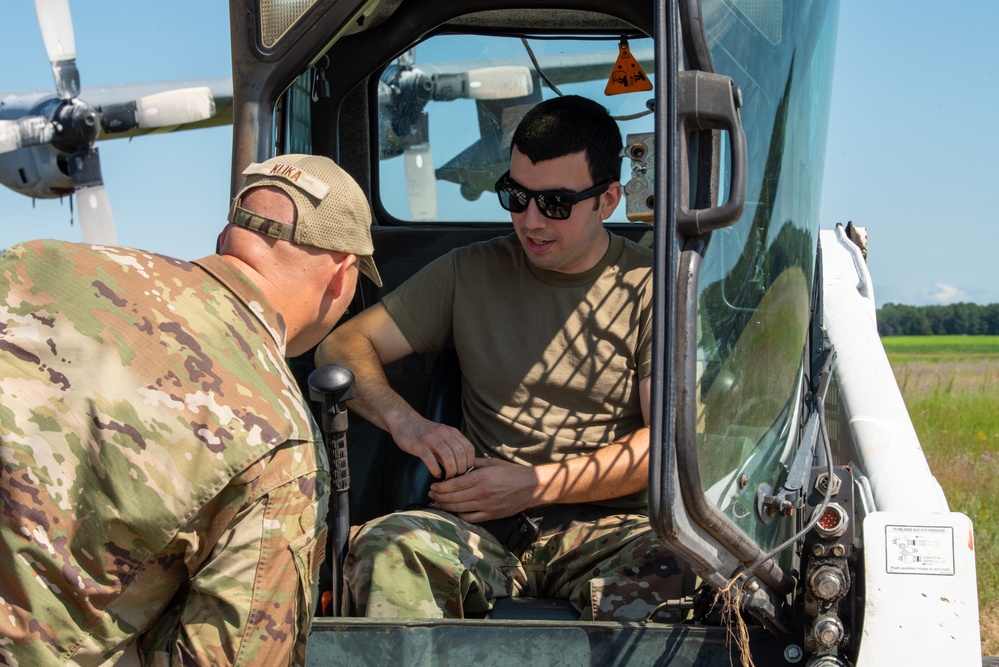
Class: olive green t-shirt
382,232,653,508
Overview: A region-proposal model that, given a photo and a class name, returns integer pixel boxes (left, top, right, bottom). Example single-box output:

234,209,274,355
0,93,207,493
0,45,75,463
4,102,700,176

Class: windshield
691,0,839,550
376,33,656,224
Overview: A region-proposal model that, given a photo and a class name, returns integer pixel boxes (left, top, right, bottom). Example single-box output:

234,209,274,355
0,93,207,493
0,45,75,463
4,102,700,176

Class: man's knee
343,509,516,618
345,509,485,576
567,518,694,621
346,510,438,569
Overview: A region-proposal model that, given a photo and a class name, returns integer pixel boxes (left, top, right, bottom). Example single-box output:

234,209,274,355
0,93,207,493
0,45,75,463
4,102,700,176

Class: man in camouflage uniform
316,96,692,620
0,154,380,665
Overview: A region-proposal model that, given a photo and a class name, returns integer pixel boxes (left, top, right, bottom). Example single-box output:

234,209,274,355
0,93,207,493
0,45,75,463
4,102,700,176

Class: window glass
259,0,317,47
693,0,838,550
280,71,313,154
376,34,656,223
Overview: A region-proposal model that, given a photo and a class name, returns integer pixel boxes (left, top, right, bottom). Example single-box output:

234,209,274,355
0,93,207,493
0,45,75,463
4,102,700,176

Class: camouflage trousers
342,508,692,620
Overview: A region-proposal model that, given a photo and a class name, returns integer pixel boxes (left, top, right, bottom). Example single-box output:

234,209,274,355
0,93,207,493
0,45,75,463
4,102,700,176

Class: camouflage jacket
0,241,329,666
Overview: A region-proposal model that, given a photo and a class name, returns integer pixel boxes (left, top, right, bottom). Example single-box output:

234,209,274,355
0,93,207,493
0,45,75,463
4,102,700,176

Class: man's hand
392,417,476,480
428,405,653,522
427,457,540,522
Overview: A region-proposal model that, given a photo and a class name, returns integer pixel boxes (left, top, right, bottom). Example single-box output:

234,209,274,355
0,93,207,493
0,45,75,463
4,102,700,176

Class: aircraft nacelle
0,92,76,199
0,143,74,199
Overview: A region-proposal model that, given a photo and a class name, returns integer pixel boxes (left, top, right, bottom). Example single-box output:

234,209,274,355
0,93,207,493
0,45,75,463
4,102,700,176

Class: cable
518,36,655,122
739,350,837,584
520,37,564,96
615,108,655,122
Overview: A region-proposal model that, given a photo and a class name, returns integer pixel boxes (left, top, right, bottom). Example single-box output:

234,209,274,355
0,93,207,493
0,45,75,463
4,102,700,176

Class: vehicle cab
227,1,982,664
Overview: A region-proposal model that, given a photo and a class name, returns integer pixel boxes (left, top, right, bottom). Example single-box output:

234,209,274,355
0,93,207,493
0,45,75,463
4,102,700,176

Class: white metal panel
819,226,948,512
856,512,980,665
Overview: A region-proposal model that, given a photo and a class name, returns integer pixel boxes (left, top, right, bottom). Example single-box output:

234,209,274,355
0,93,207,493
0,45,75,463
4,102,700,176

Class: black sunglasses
494,171,612,220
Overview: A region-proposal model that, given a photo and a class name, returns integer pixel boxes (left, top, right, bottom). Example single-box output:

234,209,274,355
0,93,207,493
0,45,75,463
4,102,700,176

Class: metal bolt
739,474,749,488
808,657,847,667
811,543,826,557
831,544,846,557
745,578,760,592
783,644,803,663
811,615,845,649
810,566,846,600
764,499,777,518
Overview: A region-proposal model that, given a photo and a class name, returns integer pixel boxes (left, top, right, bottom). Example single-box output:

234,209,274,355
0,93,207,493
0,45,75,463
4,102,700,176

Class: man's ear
326,253,358,299
216,224,232,253
599,182,623,220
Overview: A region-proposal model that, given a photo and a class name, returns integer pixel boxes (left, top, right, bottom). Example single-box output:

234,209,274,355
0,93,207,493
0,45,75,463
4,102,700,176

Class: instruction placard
885,525,955,575
605,42,653,96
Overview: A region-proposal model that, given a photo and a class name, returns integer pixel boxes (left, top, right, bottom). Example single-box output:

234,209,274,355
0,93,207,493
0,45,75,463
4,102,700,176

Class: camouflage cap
229,154,382,286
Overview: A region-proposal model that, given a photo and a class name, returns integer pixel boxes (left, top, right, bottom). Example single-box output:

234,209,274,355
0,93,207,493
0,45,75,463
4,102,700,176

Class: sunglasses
494,171,612,221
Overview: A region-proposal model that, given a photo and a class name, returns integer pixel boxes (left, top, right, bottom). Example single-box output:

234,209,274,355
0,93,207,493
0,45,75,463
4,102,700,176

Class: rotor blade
67,147,117,244
76,184,117,245
101,87,218,134
0,116,55,155
426,65,533,102
136,87,216,129
400,110,437,221
464,66,534,100
34,0,80,100
404,144,437,221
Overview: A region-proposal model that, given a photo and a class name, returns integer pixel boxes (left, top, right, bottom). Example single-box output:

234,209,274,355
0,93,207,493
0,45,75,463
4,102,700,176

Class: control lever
308,364,355,616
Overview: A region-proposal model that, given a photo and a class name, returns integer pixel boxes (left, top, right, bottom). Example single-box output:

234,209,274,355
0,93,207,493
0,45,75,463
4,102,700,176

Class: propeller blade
0,116,55,155
101,87,217,134
67,147,117,245
76,184,117,245
427,65,533,102
404,144,437,221
34,0,80,100
464,66,534,100
402,112,437,221
135,87,216,129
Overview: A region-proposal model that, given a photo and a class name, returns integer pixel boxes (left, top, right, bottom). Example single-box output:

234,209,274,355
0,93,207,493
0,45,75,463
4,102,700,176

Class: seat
390,347,462,510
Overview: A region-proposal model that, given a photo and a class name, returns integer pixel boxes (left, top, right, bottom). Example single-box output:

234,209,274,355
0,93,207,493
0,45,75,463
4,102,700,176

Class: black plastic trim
678,0,714,72
648,0,679,547
672,241,794,594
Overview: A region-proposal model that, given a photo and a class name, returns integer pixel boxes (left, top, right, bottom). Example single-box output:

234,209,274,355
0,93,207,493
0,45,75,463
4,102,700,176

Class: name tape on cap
242,162,331,200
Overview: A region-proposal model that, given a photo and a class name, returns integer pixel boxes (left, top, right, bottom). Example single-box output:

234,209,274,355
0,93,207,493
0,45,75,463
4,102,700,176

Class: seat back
391,347,462,509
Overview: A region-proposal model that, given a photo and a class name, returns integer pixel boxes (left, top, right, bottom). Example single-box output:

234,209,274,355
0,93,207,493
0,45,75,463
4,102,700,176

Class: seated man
315,95,691,620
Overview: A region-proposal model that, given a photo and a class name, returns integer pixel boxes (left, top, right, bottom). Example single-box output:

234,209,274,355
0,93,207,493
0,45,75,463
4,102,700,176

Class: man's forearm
531,427,650,506
315,331,420,433
316,323,475,481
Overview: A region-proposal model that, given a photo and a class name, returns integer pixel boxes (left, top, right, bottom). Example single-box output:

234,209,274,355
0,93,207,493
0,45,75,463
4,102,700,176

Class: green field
883,335,999,655
883,333,999,358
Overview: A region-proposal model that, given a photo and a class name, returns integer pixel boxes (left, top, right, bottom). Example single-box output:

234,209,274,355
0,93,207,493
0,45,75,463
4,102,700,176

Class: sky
0,1,232,260
0,1,995,307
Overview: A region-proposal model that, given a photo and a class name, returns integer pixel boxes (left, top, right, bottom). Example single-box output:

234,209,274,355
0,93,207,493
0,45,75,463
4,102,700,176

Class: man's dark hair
511,95,623,185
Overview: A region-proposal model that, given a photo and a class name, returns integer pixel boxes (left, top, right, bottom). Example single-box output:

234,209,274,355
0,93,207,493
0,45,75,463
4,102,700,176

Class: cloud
922,282,969,305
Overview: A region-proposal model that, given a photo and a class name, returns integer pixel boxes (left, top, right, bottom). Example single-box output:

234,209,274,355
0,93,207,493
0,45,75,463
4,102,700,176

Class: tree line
877,303,999,336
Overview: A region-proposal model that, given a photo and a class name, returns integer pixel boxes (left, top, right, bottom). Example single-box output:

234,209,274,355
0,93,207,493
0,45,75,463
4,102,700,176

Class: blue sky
0,1,995,307
0,1,232,260
819,2,999,306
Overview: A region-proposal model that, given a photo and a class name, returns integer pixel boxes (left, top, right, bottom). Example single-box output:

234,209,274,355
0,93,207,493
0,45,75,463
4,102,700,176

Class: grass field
882,335,999,655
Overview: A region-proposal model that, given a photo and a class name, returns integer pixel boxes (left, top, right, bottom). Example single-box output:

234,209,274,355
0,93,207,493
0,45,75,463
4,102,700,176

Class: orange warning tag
605,41,653,96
